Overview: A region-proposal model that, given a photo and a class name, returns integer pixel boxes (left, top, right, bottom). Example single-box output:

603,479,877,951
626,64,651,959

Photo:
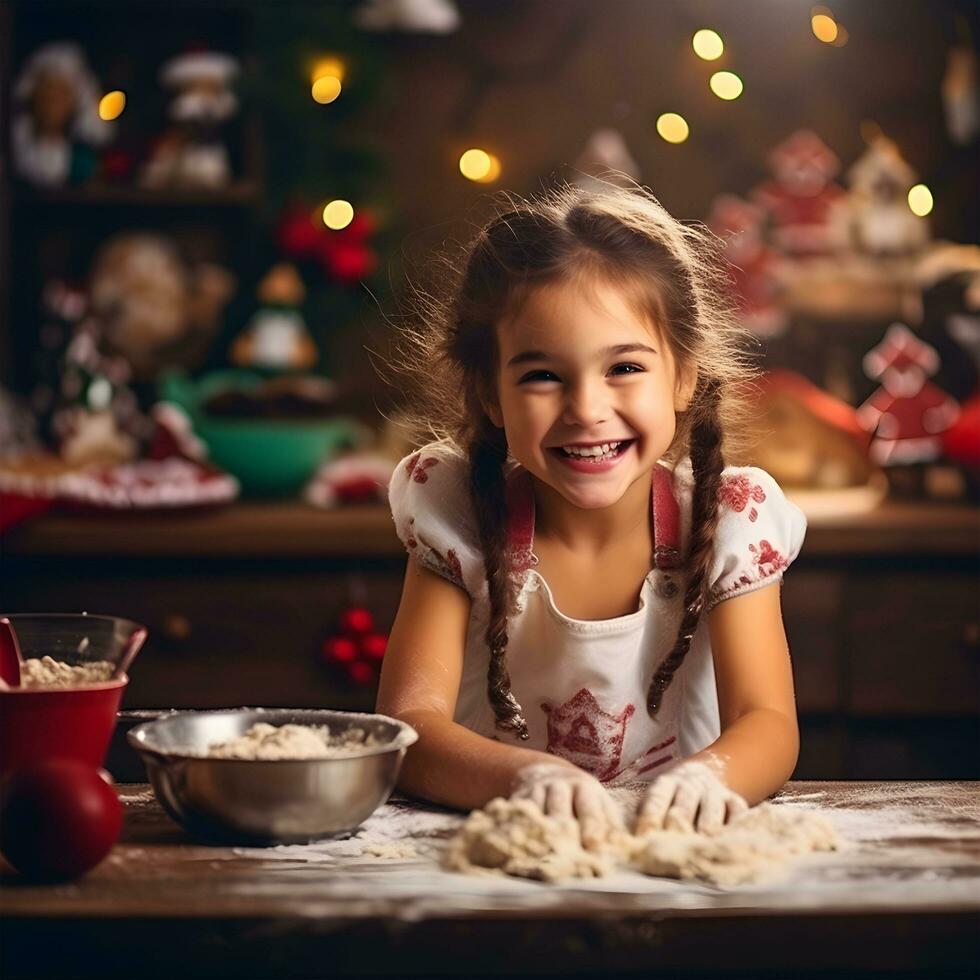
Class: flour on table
446,796,839,886
20,656,114,689
204,722,384,760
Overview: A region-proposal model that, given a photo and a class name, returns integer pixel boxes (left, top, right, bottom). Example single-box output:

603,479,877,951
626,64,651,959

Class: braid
646,378,725,719
468,416,530,740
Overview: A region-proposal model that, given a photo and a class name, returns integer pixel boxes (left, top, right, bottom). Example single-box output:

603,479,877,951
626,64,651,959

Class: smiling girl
376,180,806,847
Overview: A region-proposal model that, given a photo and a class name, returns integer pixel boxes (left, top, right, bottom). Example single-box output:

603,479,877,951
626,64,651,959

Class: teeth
561,441,623,458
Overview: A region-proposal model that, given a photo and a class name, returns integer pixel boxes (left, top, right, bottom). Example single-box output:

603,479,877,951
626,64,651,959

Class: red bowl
0,678,128,780
0,613,146,781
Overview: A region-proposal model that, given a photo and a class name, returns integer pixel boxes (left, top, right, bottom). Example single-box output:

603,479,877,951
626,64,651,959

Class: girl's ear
674,364,698,413
478,385,505,429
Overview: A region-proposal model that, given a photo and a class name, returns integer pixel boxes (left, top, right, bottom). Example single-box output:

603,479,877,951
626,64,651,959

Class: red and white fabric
387,440,806,784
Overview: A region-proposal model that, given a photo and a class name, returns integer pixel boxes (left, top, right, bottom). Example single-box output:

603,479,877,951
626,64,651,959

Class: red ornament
321,240,377,285
338,606,374,635
277,207,324,258
359,632,388,660
322,635,359,664
0,759,122,880
347,660,376,685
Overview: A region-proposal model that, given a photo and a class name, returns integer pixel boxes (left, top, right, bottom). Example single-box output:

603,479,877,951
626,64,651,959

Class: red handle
0,617,24,687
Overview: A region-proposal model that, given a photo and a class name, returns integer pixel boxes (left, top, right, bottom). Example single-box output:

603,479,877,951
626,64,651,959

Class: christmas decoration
320,605,388,686
942,44,980,146
846,132,929,257
857,323,960,469
707,194,787,338
88,233,236,380
275,205,379,288
572,128,640,191
752,130,849,258
230,263,318,371
353,0,461,34
304,451,395,508
11,41,114,187
140,49,240,189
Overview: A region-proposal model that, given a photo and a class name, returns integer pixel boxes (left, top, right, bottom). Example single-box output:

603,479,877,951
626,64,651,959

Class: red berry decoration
322,635,359,664
0,759,123,880
347,661,376,685
359,632,388,660
338,606,374,636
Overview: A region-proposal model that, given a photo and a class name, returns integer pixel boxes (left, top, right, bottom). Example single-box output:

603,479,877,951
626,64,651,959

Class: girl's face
489,277,694,511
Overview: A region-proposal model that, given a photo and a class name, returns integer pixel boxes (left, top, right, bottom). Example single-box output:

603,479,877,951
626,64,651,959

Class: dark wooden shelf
11,181,262,208
3,496,978,559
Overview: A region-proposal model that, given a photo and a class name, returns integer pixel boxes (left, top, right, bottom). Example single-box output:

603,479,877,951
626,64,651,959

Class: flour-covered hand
634,759,748,836
510,762,624,850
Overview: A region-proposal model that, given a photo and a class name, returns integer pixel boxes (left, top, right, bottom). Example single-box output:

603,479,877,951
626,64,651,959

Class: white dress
387,439,807,784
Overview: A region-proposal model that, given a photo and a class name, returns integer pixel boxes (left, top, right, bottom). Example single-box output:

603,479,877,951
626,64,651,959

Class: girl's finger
695,792,727,836
529,784,547,812
601,793,624,831
545,779,574,820
572,785,605,849
663,780,700,833
635,777,677,834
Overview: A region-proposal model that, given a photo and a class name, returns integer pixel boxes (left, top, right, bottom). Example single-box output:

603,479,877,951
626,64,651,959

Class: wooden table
1,781,978,979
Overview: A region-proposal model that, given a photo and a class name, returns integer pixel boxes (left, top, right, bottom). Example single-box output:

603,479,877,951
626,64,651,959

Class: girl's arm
691,581,800,805
375,556,577,811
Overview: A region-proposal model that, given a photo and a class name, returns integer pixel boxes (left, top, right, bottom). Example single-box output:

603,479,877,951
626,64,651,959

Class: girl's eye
518,363,644,383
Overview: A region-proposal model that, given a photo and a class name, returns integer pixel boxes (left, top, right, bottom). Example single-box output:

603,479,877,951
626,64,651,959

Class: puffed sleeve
387,440,487,599
706,466,807,612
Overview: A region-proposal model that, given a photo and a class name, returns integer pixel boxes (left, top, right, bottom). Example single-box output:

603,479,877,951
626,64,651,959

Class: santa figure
752,130,848,257
141,48,240,189
857,323,960,468
707,194,787,337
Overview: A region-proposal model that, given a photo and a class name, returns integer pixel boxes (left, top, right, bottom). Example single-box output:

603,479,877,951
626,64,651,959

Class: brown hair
382,178,759,739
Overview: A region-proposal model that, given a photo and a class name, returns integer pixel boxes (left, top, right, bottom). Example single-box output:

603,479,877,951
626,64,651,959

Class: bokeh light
692,29,724,61
656,113,689,144
98,91,126,121
459,148,501,182
311,57,345,84
811,8,839,44
709,71,744,100
312,76,342,104
908,184,934,217
322,199,354,229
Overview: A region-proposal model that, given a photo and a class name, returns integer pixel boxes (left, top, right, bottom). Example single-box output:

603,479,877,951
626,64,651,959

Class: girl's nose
561,379,609,427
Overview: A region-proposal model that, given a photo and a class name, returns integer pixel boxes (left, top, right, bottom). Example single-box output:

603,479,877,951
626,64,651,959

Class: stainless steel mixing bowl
127,708,418,845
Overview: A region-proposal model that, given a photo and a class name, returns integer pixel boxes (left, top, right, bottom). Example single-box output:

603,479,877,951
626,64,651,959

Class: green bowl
160,370,361,498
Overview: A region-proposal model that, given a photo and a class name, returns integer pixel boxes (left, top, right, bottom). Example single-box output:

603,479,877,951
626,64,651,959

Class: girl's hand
510,761,625,850
634,759,748,836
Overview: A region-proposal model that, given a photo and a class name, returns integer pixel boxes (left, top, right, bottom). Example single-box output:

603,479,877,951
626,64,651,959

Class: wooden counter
1,780,977,979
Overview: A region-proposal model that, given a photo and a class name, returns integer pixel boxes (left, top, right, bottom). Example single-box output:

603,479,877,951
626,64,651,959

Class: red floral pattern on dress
540,688,635,782
419,544,465,590
748,539,788,576
718,474,767,523
405,453,439,484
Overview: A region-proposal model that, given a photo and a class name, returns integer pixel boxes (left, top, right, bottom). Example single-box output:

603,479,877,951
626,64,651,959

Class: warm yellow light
99,90,126,121
692,29,724,61
811,13,839,43
480,154,501,182
709,71,743,100
908,184,934,217
459,148,499,182
832,24,849,47
656,113,689,144
311,57,345,84
322,200,354,230
312,76,342,104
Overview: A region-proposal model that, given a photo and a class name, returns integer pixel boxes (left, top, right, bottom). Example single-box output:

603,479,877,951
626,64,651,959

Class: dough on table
445,796,839,886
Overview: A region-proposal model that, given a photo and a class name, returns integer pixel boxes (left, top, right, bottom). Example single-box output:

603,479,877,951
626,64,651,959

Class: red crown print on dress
540,688,635,781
